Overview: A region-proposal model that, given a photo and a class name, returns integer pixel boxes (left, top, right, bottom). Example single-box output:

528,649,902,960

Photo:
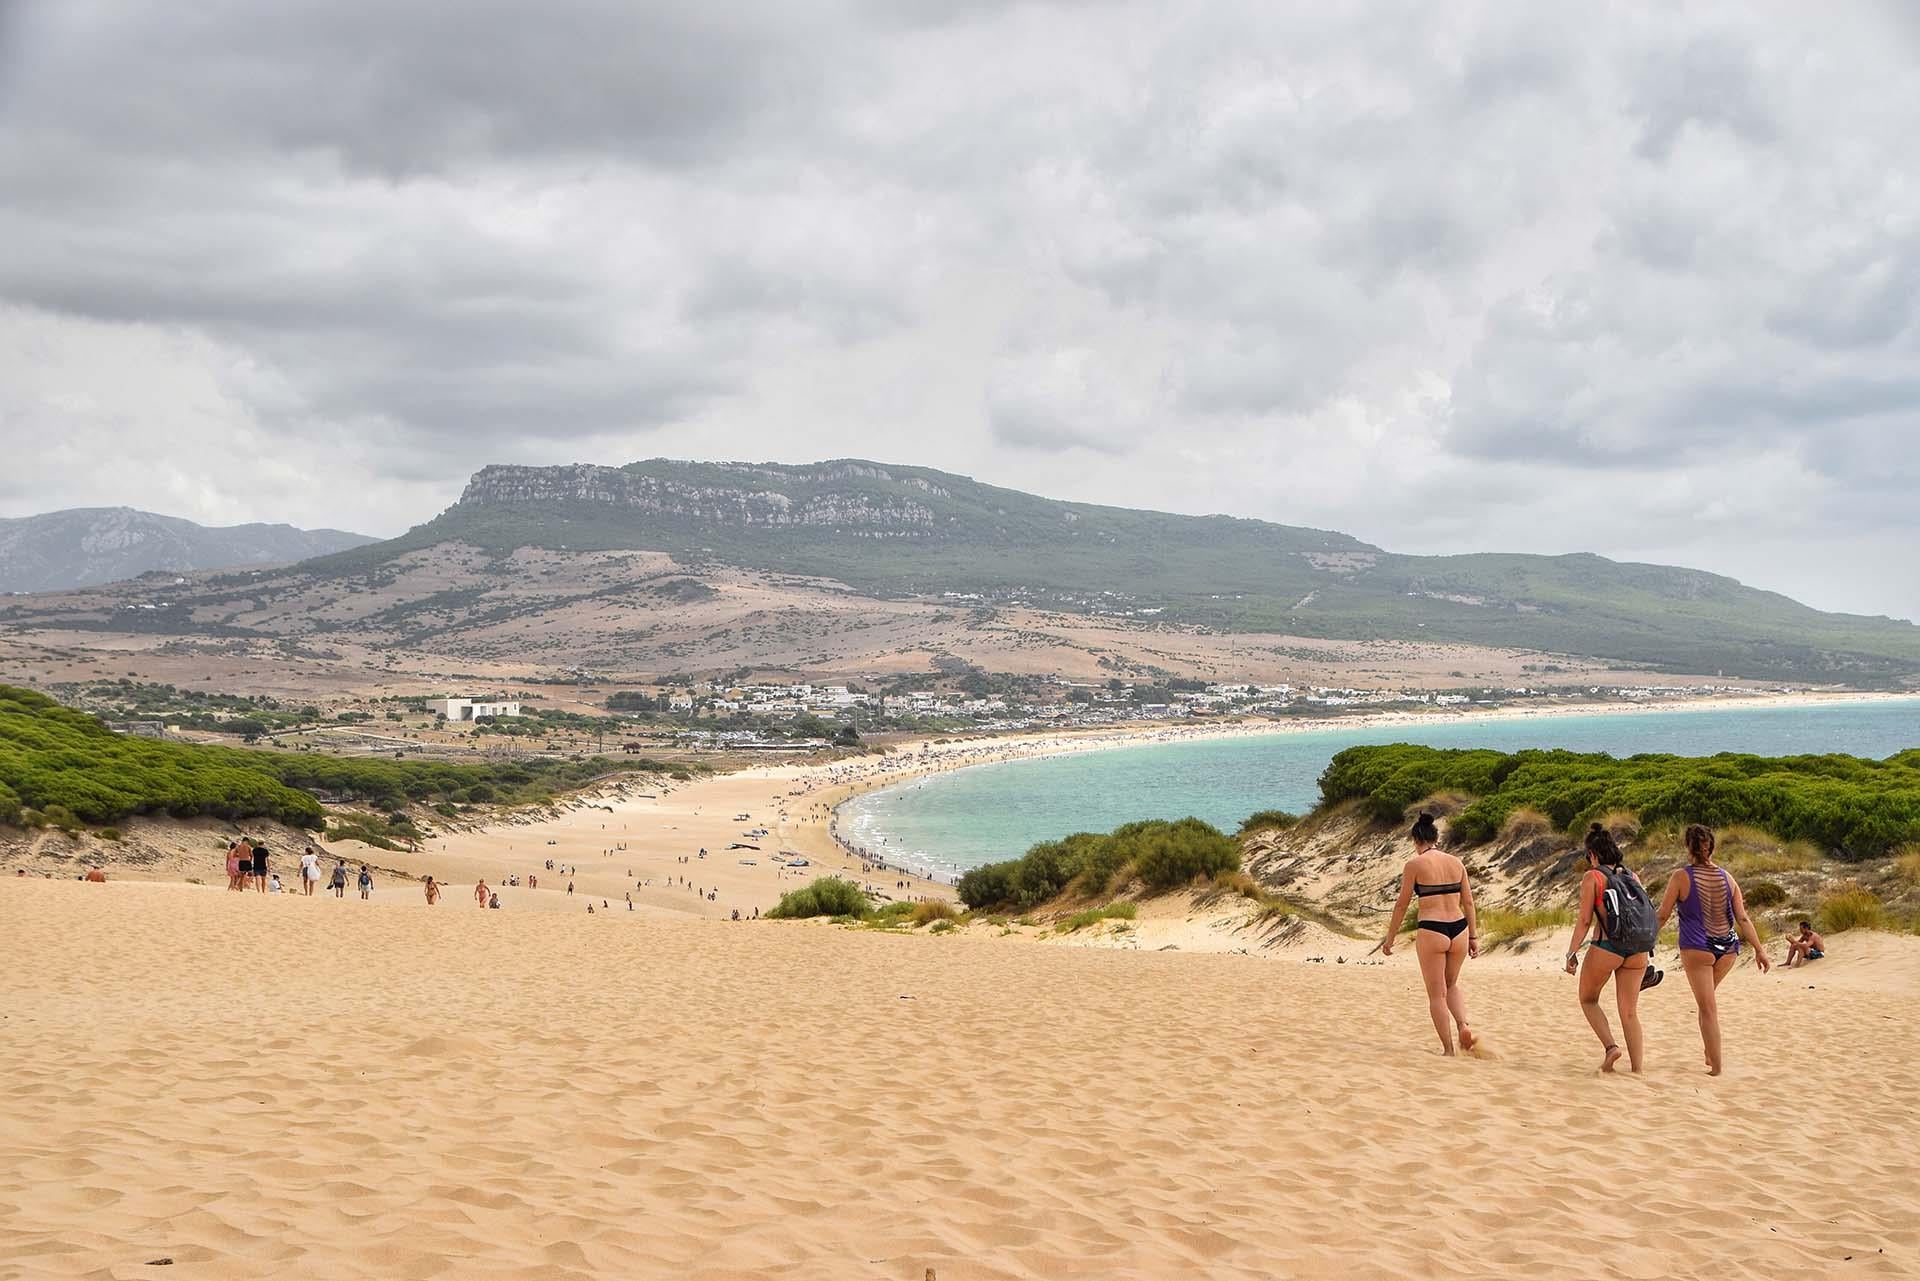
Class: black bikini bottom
1418,918,1468,940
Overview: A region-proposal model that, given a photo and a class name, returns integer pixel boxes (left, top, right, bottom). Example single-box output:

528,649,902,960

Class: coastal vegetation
1237,809,1300,837
1317,744,1920,858
765,877,871,919
0,685,698,829
956,817,1239,911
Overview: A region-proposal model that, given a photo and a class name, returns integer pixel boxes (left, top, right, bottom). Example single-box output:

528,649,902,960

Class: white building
444,697,522,721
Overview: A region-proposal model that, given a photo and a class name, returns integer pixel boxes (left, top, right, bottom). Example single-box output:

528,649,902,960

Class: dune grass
1237,810,1300,837
1817,885,1885,933
1894,846,1920,889
1059,902,1138,932
1474,905,1574,949
1497,807,1554,842
910,899,959,927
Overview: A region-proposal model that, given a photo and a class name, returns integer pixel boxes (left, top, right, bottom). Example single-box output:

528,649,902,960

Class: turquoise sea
839,699,1920,879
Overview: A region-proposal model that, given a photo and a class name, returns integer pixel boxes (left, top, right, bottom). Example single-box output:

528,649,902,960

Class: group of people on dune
1382,813,1822,1076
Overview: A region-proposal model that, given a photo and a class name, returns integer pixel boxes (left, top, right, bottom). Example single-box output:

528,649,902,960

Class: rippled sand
3,878,1915,1279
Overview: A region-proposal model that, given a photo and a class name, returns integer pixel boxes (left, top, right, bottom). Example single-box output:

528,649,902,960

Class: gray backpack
1598,867,1657,953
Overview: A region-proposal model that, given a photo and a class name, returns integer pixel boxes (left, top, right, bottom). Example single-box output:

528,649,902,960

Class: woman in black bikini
1382,813,1478,1055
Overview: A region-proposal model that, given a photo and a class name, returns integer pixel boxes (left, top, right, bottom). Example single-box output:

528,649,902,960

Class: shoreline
821,689,1920,881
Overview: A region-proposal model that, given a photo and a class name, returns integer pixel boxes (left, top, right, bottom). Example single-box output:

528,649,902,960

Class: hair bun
1419,812,1434,822
1589,822,1603,834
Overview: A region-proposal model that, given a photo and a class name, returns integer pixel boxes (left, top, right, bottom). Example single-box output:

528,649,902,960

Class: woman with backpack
1380,812,1480,1056
1564,824,1655,1073
1656,824,1771,1076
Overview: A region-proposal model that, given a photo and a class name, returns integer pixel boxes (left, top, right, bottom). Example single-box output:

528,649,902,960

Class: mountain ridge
293,458,1920,685
0,507,376,594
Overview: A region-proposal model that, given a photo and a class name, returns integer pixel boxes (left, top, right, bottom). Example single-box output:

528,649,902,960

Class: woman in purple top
1656,824,1771,1076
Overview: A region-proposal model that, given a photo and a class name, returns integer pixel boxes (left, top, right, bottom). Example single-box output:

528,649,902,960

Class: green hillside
307,458,1920,684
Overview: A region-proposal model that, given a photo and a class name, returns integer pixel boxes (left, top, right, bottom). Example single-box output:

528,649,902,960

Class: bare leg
1415,931,1455,1055
1443,935,1473,1049
1579,948,1626,1071
1613,954,1648,1073
1682,950,1722,1075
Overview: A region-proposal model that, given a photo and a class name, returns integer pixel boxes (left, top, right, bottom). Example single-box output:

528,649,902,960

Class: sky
3,1,1918,620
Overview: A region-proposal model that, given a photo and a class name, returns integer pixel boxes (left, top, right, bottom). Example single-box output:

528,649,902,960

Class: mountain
0,507,376,593
296,458,1920,685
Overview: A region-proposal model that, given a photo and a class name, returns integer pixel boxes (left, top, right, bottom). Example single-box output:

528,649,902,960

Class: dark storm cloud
2,0,1919,619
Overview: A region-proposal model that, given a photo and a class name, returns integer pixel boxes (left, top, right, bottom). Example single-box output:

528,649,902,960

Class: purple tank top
1678,864,1736,951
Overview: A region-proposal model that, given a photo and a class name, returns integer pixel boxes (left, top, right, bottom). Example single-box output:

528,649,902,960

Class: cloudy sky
4,1,1918,619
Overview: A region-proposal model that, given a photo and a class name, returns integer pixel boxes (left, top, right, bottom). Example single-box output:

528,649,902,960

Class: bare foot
1601,1045,1623,1073
1460,1027,1476,1052
1706,1062,1722,1077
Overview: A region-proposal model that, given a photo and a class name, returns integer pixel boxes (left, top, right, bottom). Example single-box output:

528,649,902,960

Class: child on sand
1784,920,1826,967
1656,825,1771,1075
357,865,373,899
1565,825,1655,1074
1379,812,1478,1056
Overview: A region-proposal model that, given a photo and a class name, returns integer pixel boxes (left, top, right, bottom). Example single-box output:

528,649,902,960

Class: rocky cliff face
457,463,941,535
0,508,376,593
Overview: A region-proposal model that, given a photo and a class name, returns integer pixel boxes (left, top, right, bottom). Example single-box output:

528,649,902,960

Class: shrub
1498,808,1554,842
928,919,957,934
1818,886,1885,933
1318,742,1920,858
766,877,871,919
1237,809,1300,837
1744,880,1788,910
956,818,1239,911
95,827,122,842
910,900,958,926
1894,846,1920,889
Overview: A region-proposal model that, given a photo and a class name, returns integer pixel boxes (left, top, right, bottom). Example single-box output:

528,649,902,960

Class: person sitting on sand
1380,812,1479,1056
269,873,283,893
1565,825,1655,1074
1656,825,1771,1076
1784,920,1826,967
84,866,106,883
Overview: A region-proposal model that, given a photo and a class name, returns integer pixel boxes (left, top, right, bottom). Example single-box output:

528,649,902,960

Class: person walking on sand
251,839,269,894
1380,812,1479,1055
475,879,489,908
226,840,245,891
299,846,320,896
1564,825,1658,1073
330,860,348,898
424,876,440,906
1656,825,1771,1076
357,865,373,900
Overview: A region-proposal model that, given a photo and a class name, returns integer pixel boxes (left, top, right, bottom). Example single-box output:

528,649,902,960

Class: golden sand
3,877,1915,1280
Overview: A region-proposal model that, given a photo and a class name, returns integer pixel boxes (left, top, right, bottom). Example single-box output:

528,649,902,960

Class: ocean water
840,699,1920,878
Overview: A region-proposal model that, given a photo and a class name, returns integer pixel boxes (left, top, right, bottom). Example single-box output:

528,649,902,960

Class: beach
3,876,1915,1279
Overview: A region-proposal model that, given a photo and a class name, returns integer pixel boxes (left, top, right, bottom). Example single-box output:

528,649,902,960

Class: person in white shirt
299,847,321,896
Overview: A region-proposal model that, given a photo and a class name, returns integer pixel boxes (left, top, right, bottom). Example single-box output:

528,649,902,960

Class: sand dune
2,878,1915,1279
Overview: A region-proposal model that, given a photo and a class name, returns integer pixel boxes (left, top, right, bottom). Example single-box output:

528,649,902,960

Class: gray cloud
2,0,1918,620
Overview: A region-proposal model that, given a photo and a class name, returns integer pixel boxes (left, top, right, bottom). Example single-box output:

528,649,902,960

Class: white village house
444,697,522,721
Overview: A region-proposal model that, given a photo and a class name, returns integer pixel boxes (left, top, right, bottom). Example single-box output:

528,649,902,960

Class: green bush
1238,809,1300,836
766,877,871,919
1317,743,1920,859
957,818,1239,911
0,685,702,829
1744,880,1788,910
95,826,122,841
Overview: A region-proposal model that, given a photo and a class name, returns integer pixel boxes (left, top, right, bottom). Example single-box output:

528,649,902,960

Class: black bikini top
1414,881,1462,898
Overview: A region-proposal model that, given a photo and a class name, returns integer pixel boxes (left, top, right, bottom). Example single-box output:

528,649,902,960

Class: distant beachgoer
269,873,283,893
567,881,574,895
1785,920,1826,967
1381,812,1478,1055
424,876,440,905
1566,825,1656,1073
251,841,269,893
357,865,373,899
475,880,489,907
300,847,320,896
226,841,245,891
84,866,107,883
529,874,537,890
489,892,500,909
1656,825,1771,1075
330,860,348,897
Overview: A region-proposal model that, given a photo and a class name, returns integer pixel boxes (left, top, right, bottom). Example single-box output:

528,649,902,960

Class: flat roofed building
444,697,521,721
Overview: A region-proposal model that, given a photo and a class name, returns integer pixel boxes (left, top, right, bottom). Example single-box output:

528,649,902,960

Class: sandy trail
3,879,1914,1280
